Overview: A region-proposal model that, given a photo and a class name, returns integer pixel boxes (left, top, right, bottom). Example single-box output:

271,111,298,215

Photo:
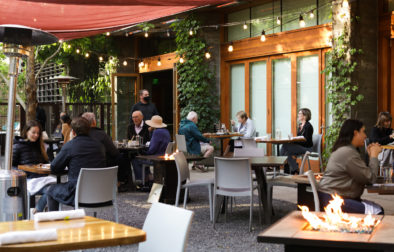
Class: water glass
384,167,393,183
275,129,282,139
267,133,271,140
123,139,128,147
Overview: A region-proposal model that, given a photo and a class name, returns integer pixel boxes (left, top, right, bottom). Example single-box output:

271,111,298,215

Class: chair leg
175,185,180,207
142,165,145,186
257,186,262,225
114,205,119,223
183,188,188,209
224,196,228,223
249,194,253,232
208,185,213,222
94,212,97,218
213,194,217,229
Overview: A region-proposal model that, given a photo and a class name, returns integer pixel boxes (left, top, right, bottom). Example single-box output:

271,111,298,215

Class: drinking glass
275,129,282,139
384,167,393,183
267,133,271,140
123,139,128,147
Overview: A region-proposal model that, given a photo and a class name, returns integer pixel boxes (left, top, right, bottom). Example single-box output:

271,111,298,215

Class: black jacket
127,122,151,144
370,126,393,145
48,135,106,206
296,121,314,148
129,102,158,124
12,136,47,178
89,127,120,163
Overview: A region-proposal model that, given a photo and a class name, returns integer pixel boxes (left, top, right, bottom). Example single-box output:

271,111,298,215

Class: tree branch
35,43,62,79
0,72,26,110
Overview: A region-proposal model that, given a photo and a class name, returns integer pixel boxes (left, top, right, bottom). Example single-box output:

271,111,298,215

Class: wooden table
258,211,394,252
0,216,145,251
255,138,306,155
381,145,394,150
136,155,205,204
203,132,243,155
367,177,394,195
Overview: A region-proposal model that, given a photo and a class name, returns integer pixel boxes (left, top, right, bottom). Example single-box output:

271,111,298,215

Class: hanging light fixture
144,31,149,38
179,57,184,63
99,56,103,62
299,15,305,27
157,57,162,66
85,52,89,58
123,60,128,66
228,42,234,52
205,52,211,59
260,30,266,42
243,22,248,30
276,17,281,25
309,11,315,19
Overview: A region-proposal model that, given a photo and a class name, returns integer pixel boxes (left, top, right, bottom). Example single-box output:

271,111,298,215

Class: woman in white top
224,111,256,156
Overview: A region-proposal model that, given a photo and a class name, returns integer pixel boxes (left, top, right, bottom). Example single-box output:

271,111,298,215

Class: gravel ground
77,188,297,252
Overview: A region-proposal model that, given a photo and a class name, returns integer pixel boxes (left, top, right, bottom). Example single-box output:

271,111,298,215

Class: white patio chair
174,152,214,221
299,134,323,174
175,134,188,153
241,138,257,149
165,141,175,154
305,170,320,212
213,157,261,232
74,166,119,222
233,147,264,157
139,202,194,252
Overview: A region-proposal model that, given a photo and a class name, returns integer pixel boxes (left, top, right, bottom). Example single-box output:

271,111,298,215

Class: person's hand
390,133,394,139
148,127,153,132
231,120,235,126
368,143,382,158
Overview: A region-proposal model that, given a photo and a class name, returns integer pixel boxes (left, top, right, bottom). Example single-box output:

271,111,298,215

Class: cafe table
255,137,306,155
0,216,146,251
367,177,394,195
203,132,243,156
381,145,394,150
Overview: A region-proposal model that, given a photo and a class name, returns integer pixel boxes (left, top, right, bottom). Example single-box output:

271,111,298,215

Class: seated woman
132,115,170,186
370,112,394,173
280,108,313,174
61,114,72,143
224,110,256,156
12,120,54,213
318,119,383,214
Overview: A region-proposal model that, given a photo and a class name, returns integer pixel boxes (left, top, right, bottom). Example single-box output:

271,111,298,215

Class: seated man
178,111,214,158
128,110,151,144
47,117,106,211
132,115,170,186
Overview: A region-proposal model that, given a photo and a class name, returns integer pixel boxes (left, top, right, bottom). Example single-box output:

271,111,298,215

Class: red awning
1,0,230,40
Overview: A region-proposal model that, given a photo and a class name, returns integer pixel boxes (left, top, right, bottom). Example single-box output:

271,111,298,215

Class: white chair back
176,134,188,153
75,166,118,208
234,147,264,157
241,138,257,149
312,134,322,155
214,157,252,197
174,152,190,183
139,202,194,252
165,141,175,154
305,170,320,212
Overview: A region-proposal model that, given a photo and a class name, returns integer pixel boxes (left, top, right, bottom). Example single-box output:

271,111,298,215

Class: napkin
254,136,268,141
0,229,57,245
27,176,56,195
34,209,85,223
291,136,306,140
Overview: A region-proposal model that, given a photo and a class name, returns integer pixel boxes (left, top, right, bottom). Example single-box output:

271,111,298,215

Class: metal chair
165,141,175,154
305,170,320,212
241,138,257,149
174,152,214,221
139,202,194,252
299,134,323,173
175,134,188,153
234,147,264,157
74,166,119,222
213,157,261,232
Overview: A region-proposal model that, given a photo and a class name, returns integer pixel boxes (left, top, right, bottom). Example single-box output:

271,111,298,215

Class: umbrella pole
4,54,20,170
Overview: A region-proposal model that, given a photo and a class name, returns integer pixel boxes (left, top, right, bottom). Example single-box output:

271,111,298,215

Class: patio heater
0,24,57,221
51,74,77,112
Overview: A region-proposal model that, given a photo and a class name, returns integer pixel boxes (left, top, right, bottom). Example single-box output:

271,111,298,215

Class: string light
157,57,162,66
76,49,80,54
276,17,281,25
179,57,184,63
342,0,349,8
243,22,248,30
299,15,305,27
67,44,71,49
85,52,89,58
228,42,233,52
167,29,171,37
205,52,211,59
309,11,314,19
144,31,149,38
99,56,103,62
260,30,266,42
106,32,110,36
59,39,64,43
125,32,129,37
189,29,194,36
123,60,128,66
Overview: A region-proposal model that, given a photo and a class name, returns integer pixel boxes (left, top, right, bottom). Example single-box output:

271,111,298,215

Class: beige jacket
318,145,379,199
61,123,72,143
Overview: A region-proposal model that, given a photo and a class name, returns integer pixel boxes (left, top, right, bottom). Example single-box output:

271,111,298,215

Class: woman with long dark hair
318,119,383,214
61,114,72,143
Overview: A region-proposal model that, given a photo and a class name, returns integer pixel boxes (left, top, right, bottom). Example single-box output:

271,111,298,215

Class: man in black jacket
47,117,106,211
128,110,151,144
129,89,158,125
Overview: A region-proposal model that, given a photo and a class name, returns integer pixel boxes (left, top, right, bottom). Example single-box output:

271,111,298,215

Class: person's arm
12,144,20,167
145,131,160,155
243,120,256,138
103,134,119,158
191,124,209,143
50,144,71,174
370,127,392,145
346,155,379,185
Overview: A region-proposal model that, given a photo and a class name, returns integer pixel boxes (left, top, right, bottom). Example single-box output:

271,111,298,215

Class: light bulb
125,32,129,37
276,17,281,25
99,56,103,62
144,32,149,38
260,30,266,42
243,22,248,30
67,44,71,49
342,0,349,8
189,29,193,36
179,57,184,63
309,11,314,19
106,32,110,36
85,52,89,58
59,39,64,43
205,52,211,59
299,15,305,28
76,49,80,54
228,43,233,52
123,60,127,66
167,30,171,37
157,58,161,66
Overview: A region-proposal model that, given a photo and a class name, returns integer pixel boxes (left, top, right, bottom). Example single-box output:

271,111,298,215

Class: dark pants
34,185,50,212
116,153,132,183
48,194,60,211
280,143,312,173
131,159,152,181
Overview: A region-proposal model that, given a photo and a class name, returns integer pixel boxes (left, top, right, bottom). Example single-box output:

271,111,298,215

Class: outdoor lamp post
51,74,77,112
0,24,57,221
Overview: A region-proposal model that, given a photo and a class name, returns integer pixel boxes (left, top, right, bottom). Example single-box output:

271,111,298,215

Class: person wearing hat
131,115,171,185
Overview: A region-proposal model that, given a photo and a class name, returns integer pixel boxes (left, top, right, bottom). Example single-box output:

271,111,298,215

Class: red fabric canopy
1,0,230,40
17,0,230,6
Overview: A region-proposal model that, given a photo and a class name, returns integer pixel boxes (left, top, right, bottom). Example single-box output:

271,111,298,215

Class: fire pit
258,195,394,252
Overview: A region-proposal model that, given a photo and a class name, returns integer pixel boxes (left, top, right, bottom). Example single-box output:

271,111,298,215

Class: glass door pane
115,76,137,140
272,58,291,142
230,64,245,123
297,55,319,133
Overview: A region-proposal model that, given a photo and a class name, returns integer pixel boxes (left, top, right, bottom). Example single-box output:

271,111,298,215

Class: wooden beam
139,52,178,73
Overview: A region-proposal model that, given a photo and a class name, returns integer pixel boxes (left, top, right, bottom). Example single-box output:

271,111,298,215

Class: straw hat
146,115,167,128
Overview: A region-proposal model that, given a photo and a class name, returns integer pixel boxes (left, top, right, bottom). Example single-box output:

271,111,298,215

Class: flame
298,194,380,233
164,149,179,160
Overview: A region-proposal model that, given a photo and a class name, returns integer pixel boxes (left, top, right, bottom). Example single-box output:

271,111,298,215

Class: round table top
18,164,51,174
203,132,243,138
381,145,394,150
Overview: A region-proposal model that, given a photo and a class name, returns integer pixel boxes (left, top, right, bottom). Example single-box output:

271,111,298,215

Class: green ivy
322,23,363,164
171,16,219,132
